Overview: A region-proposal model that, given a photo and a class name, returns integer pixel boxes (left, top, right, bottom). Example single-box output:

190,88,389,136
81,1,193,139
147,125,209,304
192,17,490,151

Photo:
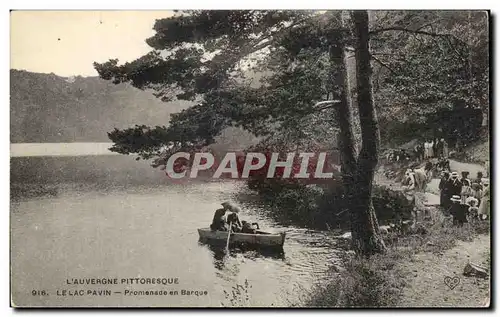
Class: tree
369,11,489,143
94,10,488,255
328,11,386,254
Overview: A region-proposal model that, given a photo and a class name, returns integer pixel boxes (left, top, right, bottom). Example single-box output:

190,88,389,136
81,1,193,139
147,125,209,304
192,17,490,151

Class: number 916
32,290,48,296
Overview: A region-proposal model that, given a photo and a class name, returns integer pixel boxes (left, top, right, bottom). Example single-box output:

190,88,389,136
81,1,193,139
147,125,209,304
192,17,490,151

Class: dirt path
377,159,490,307
397,234,490,307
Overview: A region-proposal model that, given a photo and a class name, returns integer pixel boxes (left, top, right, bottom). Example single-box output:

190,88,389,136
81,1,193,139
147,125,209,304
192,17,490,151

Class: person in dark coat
450,195,467,226
474,172,484,186
416,144,424,161
439,171,451,209
448,172,462,201
210,208,227,231
436,139,443,158
433,138,440,157
413,145,420,162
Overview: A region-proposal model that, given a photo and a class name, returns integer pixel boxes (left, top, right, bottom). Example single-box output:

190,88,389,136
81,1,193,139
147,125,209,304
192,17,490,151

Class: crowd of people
386,148,411,163
439,170,490,226
386,138,450,164
210,202,260,234
401,158,490,227
414,138,449,161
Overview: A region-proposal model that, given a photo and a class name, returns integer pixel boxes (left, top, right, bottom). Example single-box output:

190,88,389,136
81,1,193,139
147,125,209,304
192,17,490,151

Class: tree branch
370,55,399,76
211,16,312,74
312,100,342,112
369,26,459,39
445,36,468,63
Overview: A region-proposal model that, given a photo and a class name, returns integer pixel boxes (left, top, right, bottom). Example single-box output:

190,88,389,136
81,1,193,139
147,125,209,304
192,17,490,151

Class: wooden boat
197,228,286,248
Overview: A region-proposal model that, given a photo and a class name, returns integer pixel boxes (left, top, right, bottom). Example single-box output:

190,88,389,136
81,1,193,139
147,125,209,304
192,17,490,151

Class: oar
225,222,233,251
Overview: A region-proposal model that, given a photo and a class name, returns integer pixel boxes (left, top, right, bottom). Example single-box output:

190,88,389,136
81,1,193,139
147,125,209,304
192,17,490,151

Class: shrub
245,176,414,230
372,185,415,224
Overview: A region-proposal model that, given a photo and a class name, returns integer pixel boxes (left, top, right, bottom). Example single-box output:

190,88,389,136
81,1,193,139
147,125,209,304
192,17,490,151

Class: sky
10,11,174,77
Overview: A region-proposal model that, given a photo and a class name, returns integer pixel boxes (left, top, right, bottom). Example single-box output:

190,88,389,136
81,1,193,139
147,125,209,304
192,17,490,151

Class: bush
245,176,414,230
372,186,415,224
267,185,331,227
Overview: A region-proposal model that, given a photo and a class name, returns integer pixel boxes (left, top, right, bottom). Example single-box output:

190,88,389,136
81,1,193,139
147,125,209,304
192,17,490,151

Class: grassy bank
301,216,490,307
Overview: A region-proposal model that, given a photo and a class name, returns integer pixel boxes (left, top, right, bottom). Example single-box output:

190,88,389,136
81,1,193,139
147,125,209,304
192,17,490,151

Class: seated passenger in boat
210,208,228,232
241,221,256,234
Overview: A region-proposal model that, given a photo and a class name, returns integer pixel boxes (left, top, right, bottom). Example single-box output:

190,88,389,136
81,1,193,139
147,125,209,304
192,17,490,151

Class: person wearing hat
466,197,479,222
470,182,483,206
222,202,243,232
448,172,462,198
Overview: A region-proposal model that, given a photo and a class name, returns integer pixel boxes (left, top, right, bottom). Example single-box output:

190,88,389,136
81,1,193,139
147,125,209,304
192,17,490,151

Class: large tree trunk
350,10,386,254
331,10,386,255
329,45,357,185
328,10,386,255
348,176,385,254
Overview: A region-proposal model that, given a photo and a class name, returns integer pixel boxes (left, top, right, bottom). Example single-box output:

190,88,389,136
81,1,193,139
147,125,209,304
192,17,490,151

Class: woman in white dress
441,138,449,158
423,141,429,159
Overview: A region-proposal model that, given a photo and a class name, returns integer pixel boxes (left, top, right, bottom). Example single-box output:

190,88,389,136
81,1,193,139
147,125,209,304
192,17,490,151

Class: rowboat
197,228,286,248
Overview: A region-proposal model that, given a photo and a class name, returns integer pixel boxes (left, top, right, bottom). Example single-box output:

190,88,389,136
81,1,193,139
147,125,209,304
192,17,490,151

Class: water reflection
11,156,339,306
200,242,286,272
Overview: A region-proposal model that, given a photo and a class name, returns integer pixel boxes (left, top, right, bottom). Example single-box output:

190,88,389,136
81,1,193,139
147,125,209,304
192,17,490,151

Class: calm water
10,143,341,307
10,142,117,157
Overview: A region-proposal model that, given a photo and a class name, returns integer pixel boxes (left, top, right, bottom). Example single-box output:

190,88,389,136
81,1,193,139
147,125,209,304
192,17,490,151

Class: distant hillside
10,69,192,142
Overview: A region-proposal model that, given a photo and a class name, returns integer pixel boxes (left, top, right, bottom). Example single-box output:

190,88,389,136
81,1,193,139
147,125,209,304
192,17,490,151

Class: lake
10,143,341,307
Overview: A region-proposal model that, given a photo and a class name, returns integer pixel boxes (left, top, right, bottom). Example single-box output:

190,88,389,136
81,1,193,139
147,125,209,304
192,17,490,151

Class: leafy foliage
371,11,488,130
93,10,488,255
96,10,349,160
96,10,488,162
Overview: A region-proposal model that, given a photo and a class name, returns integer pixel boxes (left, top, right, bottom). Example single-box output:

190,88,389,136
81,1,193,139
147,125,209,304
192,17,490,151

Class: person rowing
221,201,242,232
